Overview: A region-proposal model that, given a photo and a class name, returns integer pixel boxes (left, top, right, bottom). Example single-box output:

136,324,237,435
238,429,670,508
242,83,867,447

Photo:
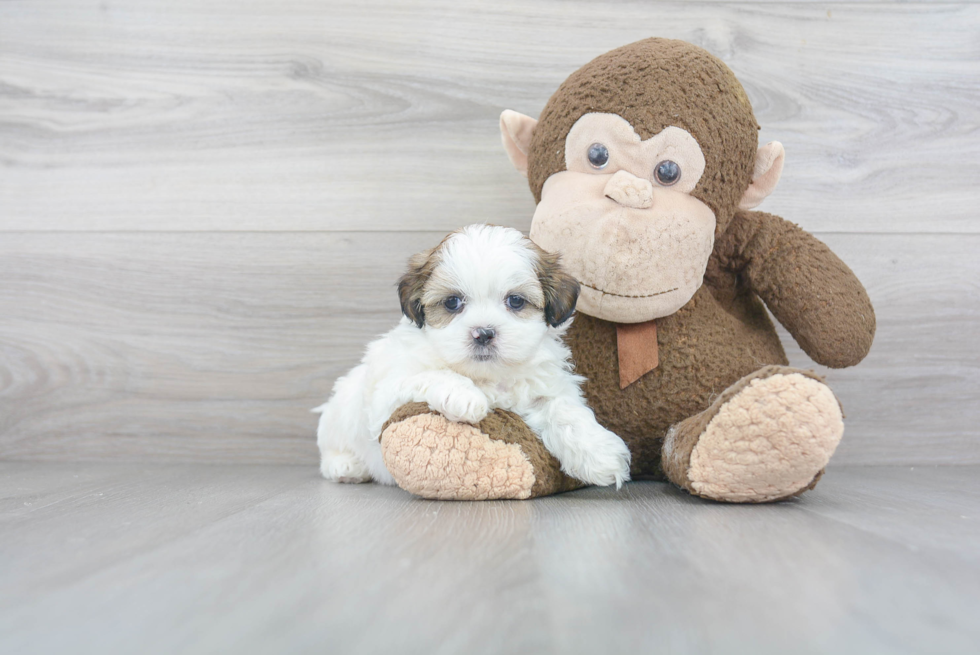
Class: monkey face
529,113,716,323
500,39,786,324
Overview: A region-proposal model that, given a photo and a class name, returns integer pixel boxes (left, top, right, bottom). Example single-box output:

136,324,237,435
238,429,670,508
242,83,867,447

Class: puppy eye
654,160,681,186
443,296,463,312
505,295,526,310
587,143,609,169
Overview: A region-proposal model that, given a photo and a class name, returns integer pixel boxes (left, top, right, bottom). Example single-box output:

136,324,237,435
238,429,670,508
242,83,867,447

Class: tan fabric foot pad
687,373,844,503
381,412,536,500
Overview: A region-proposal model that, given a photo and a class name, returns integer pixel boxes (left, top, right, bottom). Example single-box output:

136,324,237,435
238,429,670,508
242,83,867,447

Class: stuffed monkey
379,38,875,502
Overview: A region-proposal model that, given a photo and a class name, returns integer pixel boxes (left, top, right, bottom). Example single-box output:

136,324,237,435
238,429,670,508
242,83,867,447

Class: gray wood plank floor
2,463,978,654
3,5,978,652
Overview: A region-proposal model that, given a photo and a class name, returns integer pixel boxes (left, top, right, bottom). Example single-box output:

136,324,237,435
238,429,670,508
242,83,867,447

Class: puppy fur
314,224,631,488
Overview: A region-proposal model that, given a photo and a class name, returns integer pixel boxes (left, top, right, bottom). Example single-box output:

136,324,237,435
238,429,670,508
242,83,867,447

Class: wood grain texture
1,1,978,466
1,231,978,465
0,231,437,463
1,463,978,654
1,1,978,233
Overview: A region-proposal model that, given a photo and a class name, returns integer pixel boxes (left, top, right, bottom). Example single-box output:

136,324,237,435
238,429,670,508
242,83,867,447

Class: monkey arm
718,210,876,368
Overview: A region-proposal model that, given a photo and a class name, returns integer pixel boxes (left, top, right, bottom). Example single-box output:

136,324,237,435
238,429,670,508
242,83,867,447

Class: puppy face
398,225,579,372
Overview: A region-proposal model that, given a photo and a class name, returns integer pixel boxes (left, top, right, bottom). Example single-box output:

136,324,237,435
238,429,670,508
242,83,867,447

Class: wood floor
1,463,978,654
2,2,978,652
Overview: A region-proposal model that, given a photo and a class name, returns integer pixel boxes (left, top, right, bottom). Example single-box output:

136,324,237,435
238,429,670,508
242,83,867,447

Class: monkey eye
505,295,526,311
443,296,463,312
587,143,610,169
655,160,681,186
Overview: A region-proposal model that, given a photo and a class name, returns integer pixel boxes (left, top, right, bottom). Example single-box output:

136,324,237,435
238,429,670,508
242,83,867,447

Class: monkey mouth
580,283,679,299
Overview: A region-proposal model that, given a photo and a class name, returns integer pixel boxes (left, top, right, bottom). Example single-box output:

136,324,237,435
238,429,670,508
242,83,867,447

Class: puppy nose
604,169,654,209
472,327,495,346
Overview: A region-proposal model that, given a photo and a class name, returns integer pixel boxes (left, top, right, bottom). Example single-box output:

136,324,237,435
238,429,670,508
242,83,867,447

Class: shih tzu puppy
314,224,631,489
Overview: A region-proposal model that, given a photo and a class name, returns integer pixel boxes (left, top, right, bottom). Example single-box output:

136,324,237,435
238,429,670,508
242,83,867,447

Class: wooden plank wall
1,1,978,465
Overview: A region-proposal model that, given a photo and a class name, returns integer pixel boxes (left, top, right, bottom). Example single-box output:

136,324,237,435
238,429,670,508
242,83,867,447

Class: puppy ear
534,247,580,327
397,248,435,328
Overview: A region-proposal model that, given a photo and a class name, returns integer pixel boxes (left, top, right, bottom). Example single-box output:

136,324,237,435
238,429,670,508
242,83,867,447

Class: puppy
314,224,631,488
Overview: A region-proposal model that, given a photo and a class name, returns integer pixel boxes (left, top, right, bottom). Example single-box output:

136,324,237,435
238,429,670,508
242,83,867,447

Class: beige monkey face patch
529,113,716,323
564,114,707,195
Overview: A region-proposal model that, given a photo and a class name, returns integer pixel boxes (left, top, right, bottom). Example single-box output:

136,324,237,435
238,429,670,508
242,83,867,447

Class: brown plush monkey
380,38,875,502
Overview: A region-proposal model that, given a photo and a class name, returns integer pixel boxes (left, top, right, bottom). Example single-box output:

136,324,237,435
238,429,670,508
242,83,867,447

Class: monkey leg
380,402,585,500
661,365,843,503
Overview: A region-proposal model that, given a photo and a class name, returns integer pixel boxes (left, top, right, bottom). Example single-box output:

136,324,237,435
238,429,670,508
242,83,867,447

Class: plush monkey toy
380,38,875,502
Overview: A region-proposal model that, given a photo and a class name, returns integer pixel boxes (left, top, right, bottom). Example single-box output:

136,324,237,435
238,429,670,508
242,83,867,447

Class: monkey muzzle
603,170,654,209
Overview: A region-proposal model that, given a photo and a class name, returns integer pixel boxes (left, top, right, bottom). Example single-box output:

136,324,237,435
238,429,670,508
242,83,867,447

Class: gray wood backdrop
1,0,978,466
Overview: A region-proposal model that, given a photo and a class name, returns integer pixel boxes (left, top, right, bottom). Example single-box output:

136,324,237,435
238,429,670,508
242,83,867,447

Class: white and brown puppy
315,224,631,488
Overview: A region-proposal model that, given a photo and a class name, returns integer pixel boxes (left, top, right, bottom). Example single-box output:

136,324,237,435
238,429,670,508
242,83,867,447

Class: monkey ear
500,110,538,177
738,141,785,210
397,249,435,328
535,250,580,327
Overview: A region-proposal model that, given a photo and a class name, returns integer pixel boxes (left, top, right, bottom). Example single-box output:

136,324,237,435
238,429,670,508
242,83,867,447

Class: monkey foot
380,402,584,500
663,366,844,503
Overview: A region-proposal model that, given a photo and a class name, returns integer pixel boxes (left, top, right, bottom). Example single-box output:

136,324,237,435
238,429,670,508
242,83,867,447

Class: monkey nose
604,170,654,209
472,327,495,346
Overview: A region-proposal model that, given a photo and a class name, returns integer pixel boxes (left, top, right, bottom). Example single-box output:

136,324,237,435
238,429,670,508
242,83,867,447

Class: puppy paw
566,426,632,489
430,385,490,424
320,450,372,484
